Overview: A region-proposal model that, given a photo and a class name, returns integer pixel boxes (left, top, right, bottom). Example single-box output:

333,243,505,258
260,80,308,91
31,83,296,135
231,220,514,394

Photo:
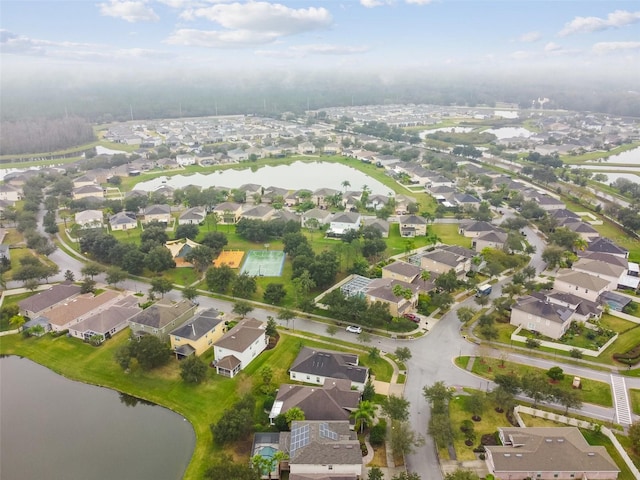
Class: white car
346,325,362,334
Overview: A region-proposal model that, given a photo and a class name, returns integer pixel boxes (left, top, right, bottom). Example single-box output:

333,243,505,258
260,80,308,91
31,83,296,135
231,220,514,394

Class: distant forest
1,72,638,155
0,117,95,156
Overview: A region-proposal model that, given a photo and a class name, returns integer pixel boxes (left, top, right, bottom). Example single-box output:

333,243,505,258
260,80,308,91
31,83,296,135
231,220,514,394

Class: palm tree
351,400,376,433
341,180,351,192
420,270,431,289
573,237,588,252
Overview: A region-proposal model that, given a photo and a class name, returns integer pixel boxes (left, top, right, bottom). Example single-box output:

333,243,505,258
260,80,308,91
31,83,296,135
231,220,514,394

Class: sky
1,1,640,81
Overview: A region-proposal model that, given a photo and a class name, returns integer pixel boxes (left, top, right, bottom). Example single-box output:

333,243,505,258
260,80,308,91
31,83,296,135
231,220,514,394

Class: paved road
20,205,639,480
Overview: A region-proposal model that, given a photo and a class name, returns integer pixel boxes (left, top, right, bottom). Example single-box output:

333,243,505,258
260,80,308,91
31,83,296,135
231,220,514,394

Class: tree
9,314,25,329
494,374,521,395
105,266,126,287
81,262,103,279
351,400,376,433
145,245,176,273
381,395,410,421
182,285,198,302
185,245,215,272
211,395,255,445
263,283,286,304
175,223,199,240
542,245,565,270
434,269,459,292
265,317,278,338
466,392,486,420
392,473,422,480
233,300,254,318
553,387,582,414
546,366,565,382
394,346,412,363
115,343,133,370
525,337,541,349
206,265,236,293
423,381,454,406
569,348,583,359
326,324,338,336
391,420,424,457
80,276,96,294
23,278,39,292
150,276,173,298
180,355,208,384
134,335,171,370
201,231,228,255
232,272,257,298
284,407,305,427
362,378,376,401
490,386,515,413
64,269,75,282
278,308,296,329
456,307,476,324
521,373,550,407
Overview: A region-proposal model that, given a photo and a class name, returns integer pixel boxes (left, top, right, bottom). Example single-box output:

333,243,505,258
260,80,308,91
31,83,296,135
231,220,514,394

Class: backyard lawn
429,224,472,249
465,356,613,407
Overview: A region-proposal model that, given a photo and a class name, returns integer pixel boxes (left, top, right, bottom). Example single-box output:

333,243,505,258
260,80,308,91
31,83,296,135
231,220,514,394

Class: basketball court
240,250,286,277
213,250,245,268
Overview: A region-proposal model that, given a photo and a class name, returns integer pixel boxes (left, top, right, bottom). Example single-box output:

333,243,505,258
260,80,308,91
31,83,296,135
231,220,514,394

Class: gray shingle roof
214,318,264,352
291,347,368,385
170,308,222,340
513,296,574,324
19,282,82,315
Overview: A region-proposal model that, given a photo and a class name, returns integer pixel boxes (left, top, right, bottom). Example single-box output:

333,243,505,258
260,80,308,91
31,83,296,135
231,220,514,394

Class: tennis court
240,250,286,277
213,250,245,268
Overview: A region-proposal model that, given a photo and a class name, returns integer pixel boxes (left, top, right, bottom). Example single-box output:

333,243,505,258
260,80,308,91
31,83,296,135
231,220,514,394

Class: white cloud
171,2,332,47
544,42,561,52
559,9,640,36
291,44,369,55
592,41,640,55
405,0,434,4
360,0,387,7
99,0,159,22
518,31,541,43
510,50,533,60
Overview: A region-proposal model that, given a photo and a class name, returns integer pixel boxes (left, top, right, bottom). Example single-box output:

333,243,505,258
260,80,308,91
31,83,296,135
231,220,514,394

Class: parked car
346,325,362,334
403,313,420,323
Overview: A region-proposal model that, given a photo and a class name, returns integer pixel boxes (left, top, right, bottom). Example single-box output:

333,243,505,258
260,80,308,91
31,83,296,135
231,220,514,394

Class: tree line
0,116,95,155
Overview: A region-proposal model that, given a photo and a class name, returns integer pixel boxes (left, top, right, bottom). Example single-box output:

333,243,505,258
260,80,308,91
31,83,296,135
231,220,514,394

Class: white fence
511,325,618,357
513,405,640,478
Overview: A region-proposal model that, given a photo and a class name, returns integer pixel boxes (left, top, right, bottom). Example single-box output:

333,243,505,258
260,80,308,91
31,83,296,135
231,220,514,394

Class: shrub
369,420,387,446
263,396,275,411
613,342,640,365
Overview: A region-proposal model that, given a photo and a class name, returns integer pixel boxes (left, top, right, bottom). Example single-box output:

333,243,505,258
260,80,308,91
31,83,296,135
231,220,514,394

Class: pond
133,161,392,195
0,356,195,480
419,126,474,138
591,172,640,184
586,146,640,165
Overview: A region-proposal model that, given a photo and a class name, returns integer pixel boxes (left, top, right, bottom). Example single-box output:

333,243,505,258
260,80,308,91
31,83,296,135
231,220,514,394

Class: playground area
240,250,286,277
213,250,245,268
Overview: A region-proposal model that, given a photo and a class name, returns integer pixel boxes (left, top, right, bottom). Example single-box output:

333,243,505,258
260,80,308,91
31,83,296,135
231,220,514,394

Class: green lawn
630,389,640,415
429,224,472,248
3,228,24,245
467,356,613,407
560,142,640,165
0,329,388,480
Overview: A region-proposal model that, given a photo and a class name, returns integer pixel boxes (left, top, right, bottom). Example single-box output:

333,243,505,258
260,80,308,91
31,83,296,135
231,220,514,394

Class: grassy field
429,223,472,248
560,142,640,165
0,328,385,480
465,356,613,407
630,389,640,415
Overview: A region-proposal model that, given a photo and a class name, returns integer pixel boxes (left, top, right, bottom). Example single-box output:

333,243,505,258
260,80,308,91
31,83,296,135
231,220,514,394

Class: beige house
473,230,508,252
44,290,122,333
554,270,611,303
143,204,172,225
486,427,619,479
128,298,197,340
398,215,427,237
510,296,574,339
0,184,22,203
365,278,419,317
572,258,626,291
420,248,471,278
382,261,423,283
212,202,243,224
19,282,82,318
73,184,104,200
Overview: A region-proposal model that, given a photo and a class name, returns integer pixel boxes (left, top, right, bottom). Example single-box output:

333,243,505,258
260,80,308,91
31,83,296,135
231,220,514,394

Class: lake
419,126,474,138
133,161,392,195
586,146,640,165
485,127,534,139
0,356,195,480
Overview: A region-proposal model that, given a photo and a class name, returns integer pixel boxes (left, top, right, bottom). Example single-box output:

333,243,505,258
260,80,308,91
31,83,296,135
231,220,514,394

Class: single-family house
297,142,316,154
301,208,332,228
280,421,362,479
363,218,390,238
18,281,82,318
164,238,201,267
143,204,172,225
0,184,22,203
178,206,206,225
44,290,122,333
365,194,389,211
586,238,629,259
75,209,104,229
127,298,197,340
73,184,104,200
534,195,565,211
241,204,276,221
398,215,427,237
269,379,360,425
365,278,420,317
420,249,471,278
272,209,300,223
485,427,619,480
69,296,141,343
510,295,575,339
561,220,600,242
382,261,423,284
327,212,361,237
473,230,508,252
170,308,224,359
290,347,369,391
213,318,268,377
212,202,243,224
312,188,340,208
554,270,611,303
452,192,482,208
176,154,196,166
459,220,499,238
394,194,417,215
572,258,626,291
543,291,602,322
227,148,249,162
109,211,138,231
73,175,96,188
323,143,341,155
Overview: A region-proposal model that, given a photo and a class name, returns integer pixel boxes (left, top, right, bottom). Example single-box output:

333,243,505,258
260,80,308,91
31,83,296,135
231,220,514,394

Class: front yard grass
468,356,613,407
630,389,640,415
